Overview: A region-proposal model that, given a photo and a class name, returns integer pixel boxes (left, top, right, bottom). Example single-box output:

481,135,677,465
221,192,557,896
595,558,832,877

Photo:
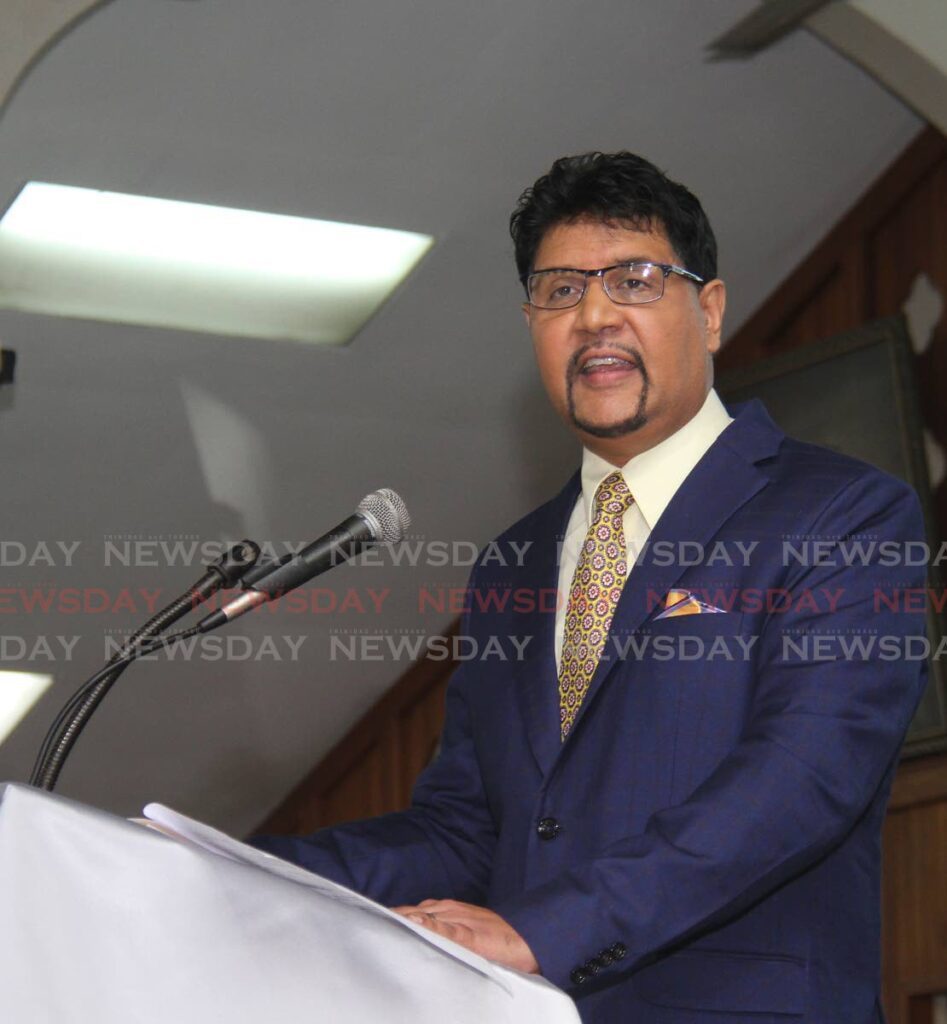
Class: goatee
566,350,649,438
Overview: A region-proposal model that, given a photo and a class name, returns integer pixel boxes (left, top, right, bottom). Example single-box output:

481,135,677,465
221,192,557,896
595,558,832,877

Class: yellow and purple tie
559,470,634,739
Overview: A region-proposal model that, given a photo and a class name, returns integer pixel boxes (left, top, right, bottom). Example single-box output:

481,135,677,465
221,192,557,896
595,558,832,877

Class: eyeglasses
523,261,704,310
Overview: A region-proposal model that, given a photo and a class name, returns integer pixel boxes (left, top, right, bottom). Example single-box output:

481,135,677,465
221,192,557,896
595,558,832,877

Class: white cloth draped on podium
0,784,579,1023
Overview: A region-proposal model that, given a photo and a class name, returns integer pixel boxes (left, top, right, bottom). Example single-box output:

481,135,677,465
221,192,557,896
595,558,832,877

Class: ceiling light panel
0,183,433,344
0,671,52,746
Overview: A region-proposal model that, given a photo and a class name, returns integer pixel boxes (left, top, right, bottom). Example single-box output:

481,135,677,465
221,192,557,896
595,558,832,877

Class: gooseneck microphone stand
29,540,261,792
29,488,412,792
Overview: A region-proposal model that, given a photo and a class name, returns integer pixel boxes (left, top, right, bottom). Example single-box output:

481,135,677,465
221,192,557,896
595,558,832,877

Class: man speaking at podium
252,153,928,1023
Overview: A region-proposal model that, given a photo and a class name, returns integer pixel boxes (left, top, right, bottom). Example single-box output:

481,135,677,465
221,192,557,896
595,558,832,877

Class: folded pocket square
654,588,728,619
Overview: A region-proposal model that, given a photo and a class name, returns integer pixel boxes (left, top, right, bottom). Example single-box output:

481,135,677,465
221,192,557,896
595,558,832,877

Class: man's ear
521,301,532,329
699,279,726,355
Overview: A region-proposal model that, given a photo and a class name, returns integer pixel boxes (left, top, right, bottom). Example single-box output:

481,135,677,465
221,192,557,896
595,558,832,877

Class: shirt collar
579,388,733,531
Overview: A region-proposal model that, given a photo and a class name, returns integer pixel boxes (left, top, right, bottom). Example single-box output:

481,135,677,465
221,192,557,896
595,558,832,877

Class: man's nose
573,275,623,333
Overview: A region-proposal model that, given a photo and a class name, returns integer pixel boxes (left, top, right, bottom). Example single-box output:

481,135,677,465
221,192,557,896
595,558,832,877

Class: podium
0,784,579,1023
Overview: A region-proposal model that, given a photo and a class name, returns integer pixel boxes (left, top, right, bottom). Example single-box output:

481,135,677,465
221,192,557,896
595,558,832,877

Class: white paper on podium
0,784,581,1024
142,799,509,988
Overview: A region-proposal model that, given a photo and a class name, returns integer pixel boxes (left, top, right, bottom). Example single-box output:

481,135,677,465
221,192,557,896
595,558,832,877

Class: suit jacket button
609,942,627,960
570,967,590,985
536,817,561,840
599,949,616,965
585,957,605,974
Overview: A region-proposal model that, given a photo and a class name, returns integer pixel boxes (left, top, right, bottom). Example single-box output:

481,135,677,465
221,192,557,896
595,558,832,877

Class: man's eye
553,282,581,297
614,275,652,293
539,276,584,301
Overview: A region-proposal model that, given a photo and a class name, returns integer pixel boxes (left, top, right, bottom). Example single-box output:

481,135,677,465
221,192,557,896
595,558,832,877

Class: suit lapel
557,400,784,754
512,474,580,777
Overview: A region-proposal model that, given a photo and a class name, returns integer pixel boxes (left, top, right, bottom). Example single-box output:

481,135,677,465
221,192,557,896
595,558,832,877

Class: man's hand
392,899,540,974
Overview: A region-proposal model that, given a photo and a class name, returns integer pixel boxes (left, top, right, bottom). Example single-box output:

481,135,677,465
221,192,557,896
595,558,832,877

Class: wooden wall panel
866,158,947,536
721,124,947,1024
868,161,947,316
763,260,863,356
721,126,947,548
319,734,395,826
884,754,947,1023
720,127,946,365
396,683,447,806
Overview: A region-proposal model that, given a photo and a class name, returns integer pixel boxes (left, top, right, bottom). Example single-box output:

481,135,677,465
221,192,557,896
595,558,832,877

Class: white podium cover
0,784,579,1023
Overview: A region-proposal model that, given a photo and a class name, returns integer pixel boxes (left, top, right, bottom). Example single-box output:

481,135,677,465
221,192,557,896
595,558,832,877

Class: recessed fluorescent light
0,183,433,344
0,671,52,745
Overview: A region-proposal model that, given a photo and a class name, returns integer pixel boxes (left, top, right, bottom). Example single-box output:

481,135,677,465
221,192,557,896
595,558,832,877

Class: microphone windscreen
357,488,410,544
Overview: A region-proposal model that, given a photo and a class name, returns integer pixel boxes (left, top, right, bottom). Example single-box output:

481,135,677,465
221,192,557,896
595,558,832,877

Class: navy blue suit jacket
254,402,928,1023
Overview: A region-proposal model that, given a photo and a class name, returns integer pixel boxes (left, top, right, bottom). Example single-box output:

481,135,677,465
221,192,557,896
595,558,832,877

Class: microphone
197,489,410,632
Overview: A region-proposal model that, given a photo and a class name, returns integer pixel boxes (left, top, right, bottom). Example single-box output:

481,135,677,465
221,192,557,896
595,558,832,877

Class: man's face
523,217,726,465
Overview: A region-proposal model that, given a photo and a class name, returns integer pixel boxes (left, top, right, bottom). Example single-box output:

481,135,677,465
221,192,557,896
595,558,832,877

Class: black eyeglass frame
521,260,705,309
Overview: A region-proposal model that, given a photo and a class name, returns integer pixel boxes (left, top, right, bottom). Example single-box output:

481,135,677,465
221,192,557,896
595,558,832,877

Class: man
253,153,927,1022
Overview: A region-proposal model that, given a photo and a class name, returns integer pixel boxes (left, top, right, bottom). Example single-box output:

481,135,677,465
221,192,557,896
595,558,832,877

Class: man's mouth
577,353,640,378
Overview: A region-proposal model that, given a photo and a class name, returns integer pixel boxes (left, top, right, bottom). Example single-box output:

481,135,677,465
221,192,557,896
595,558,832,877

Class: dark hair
509,151,717,286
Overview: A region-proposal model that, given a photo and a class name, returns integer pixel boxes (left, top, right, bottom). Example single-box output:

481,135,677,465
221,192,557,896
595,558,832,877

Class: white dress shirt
554,388,733,668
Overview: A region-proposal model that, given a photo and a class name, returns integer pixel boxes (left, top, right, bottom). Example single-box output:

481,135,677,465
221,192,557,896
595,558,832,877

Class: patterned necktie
559,470,634,739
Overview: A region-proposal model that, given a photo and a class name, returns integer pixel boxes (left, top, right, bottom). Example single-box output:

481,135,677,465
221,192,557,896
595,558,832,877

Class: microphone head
357,488,410,544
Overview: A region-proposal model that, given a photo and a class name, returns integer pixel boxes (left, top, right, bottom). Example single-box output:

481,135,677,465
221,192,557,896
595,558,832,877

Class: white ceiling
0,0,922,834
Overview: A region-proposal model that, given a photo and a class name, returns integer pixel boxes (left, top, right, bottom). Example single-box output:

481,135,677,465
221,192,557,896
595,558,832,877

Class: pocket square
654,588,728,619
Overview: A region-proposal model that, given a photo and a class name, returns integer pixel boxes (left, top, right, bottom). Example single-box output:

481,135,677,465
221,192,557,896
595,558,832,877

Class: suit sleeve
250,640,498,908
493,471,929,989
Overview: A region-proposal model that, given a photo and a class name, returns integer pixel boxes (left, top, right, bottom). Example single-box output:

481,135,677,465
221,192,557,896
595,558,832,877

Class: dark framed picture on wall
720,315,947,758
